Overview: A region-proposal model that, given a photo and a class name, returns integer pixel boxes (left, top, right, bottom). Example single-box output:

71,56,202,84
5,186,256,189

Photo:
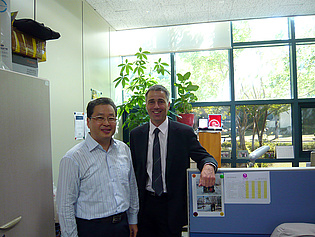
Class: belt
91,212,126,224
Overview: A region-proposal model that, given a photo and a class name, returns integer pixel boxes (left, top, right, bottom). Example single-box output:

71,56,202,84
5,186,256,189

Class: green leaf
183,71,191,79
186,84,199,91
177,73,184,82
115,48,172,129
173,71,199,113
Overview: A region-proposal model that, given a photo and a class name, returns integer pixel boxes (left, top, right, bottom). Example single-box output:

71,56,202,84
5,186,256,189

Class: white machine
248,145,270,167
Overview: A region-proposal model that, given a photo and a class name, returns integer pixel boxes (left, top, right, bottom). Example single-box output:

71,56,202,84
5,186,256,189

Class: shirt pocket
118,164,130,184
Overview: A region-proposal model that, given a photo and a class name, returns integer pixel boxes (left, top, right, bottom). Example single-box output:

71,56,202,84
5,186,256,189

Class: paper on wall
224,171,271,204
0,0,12,70
74,112,85,140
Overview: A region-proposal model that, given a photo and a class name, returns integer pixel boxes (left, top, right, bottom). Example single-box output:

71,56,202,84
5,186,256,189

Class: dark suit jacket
130,119,218,232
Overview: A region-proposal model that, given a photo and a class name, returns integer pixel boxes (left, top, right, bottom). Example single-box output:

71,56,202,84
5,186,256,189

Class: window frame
188,17,315,167
119,16,315,167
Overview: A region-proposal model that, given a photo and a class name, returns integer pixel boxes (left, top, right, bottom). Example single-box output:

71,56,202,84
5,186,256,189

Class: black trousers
76,212,129,237
137,192,182,237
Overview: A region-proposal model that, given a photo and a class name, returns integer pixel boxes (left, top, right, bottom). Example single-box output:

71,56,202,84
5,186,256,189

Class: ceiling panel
85,0,315,30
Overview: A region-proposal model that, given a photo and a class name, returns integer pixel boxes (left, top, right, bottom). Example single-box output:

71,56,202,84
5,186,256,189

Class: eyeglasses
90,116,117,123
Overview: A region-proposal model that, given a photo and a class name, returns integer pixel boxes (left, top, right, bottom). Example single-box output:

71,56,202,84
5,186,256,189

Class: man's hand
199,164,216,187
129,224,138,237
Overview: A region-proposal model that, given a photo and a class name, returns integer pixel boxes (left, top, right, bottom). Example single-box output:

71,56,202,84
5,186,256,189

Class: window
148,53,172,93
296,43,315,98
192,106,231,150
294,15,315,39
116,15,315,167
232,18,289,42
234,46,291,100
301,107,315,151
120,53,171,101
235,104,292,158
175,50,230,102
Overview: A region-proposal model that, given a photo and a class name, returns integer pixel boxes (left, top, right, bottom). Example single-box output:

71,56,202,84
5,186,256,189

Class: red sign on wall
208,114,222,128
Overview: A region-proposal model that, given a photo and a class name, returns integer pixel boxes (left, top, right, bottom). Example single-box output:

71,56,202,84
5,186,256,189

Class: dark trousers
137,192,182,237
76,212,129,237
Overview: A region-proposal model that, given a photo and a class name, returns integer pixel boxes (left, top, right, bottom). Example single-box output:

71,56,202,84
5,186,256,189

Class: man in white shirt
57,97,139,237
130,85,217,237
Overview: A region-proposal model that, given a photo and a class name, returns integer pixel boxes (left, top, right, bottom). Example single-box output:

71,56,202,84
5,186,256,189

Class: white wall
11,0,113,185
82,0,111,103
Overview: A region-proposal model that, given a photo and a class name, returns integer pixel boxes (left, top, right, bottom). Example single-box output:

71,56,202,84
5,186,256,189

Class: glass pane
221,163,231,168
149,53,171,92
236,163,248,168
235,104,292,159
192,106,231,151
234,46,290,100
294,15,315,39
232,18,289,42
121,53,171,100
296,44,315,98
299,162,310,167
263,163,292,168
248,163,276,168
175,50,230,102
301,107,315,151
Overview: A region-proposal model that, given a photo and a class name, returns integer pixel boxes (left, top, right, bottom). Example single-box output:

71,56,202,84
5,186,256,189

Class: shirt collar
85,132,116,151
149,118,168,135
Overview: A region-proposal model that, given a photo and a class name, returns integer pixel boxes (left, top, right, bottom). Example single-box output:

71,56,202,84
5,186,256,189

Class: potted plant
173,72,199,127
113,47,170,140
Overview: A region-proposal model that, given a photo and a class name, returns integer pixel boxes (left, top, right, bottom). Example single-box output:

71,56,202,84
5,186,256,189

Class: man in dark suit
130,85,218,237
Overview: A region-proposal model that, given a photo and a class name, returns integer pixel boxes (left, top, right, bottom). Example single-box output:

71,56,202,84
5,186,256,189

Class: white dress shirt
146,118,168,193
57,133,139,237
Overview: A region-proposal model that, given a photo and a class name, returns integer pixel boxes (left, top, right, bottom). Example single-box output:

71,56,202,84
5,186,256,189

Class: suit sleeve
129,130,137,171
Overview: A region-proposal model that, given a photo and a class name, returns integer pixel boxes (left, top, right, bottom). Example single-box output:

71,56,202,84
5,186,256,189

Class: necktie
152,128,163,196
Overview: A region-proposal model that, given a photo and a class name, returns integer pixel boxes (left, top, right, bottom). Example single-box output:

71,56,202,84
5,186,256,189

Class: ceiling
85,0,315,31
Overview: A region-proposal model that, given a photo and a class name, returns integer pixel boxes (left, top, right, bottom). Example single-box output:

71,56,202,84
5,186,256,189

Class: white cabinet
0,69,55,236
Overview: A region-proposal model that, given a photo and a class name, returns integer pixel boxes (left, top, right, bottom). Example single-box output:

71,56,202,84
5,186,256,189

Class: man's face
146,90,170,127
87,104,116,145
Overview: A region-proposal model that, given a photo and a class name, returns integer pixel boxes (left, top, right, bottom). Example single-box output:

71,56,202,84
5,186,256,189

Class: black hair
86,97,117,118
